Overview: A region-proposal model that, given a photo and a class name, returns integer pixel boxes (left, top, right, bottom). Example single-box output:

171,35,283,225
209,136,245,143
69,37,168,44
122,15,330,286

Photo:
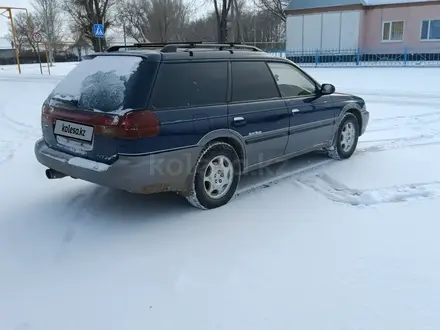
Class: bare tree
180,5,284,48
117,0,190,42
8,12,39,55
150,0,190,41
64,0,116,52
256,0,289,22
117,0,151,42
182,13,217,42
7,25,25,54
213,0,233,42
31,0,64,64
229,0,246,42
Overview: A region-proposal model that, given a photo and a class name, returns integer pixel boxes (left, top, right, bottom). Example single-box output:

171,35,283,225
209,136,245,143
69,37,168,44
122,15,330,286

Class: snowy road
1,65,440,330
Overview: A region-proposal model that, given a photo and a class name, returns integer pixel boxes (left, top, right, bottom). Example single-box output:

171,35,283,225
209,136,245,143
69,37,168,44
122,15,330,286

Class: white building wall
303,14,322,50
286,16,303,51
286,10,361,52
340,11,361,49
321,13,341,50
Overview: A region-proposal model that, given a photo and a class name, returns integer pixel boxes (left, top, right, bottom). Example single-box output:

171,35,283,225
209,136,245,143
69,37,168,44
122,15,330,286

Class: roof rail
105,41,263,53
105,42,171,52
161,42,263,52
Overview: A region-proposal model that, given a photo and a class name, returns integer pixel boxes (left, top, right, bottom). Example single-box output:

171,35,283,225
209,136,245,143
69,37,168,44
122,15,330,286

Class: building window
382,21,404,42
421,20,440,40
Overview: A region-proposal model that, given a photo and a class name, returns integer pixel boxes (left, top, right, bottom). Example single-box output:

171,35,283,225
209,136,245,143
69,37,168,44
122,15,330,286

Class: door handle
233,116,246,126
291,109,300,114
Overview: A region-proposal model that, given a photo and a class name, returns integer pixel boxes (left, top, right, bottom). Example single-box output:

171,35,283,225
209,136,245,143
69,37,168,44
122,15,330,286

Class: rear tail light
41,104,52,124
41,104,160,139
117,110,160,138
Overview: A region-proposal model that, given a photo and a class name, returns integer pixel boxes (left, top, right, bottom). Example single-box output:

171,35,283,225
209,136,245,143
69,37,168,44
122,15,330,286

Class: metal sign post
32,31,43,74
44,43,50,75
93,23,105,52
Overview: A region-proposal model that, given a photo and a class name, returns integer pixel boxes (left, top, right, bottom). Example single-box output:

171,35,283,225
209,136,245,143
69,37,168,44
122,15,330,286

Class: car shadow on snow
57,151,330,222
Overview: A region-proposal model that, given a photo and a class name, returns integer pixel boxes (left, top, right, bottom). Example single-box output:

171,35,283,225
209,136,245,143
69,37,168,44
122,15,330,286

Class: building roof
285,0,363,11
364,0,436,4
285,0,437,10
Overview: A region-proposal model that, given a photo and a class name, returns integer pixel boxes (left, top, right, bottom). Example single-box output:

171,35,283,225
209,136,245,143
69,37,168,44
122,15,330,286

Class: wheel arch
197,129,246,172
339,103,362,133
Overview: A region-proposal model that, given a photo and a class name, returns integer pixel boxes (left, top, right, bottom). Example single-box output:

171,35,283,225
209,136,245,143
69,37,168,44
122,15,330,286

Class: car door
267,62,337,155
228,61,289,167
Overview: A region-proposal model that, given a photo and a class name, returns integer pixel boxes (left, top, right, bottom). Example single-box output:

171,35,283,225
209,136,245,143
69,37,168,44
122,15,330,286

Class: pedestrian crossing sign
94,24,105,38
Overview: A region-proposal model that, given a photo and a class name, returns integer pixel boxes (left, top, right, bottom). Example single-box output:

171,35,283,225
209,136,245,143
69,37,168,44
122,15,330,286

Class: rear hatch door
42,54,158,164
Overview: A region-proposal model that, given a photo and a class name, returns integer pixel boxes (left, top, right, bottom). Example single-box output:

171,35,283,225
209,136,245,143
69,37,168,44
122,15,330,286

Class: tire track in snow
357,131,440,154
297,173,440,206
236,158,332,197
0,100,40,165
342,89,440,100
0,112,27,165
0,75,60,163
368,111,440,133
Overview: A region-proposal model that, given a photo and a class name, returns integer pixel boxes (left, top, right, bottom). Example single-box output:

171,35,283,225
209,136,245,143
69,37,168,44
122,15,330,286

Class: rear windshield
49,55,157,113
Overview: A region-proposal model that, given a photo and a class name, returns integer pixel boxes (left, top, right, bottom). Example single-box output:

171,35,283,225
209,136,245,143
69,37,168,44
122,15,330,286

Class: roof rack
161,42,262,53
105,42,170,52
105,41,263,53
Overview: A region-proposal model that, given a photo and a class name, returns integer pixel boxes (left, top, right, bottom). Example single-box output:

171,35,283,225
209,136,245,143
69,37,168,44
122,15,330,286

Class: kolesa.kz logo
62,123,86,137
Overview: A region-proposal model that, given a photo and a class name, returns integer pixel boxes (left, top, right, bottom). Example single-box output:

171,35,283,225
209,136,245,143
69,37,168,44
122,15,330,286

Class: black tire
186,142,241,210
327,113,360,160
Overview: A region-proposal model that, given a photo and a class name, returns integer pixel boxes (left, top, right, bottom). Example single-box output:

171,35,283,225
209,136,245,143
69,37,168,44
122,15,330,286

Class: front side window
382,21,404,41
231,61,280,102
151,62,228,109
267,62,317,98
421,19,440,40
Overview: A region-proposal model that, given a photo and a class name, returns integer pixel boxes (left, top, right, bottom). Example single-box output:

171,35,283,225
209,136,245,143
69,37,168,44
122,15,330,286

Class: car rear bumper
34,139,202,194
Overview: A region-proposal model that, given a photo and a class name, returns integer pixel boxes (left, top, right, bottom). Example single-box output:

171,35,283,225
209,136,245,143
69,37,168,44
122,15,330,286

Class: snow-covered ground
0,62,79,76
1,63,440,330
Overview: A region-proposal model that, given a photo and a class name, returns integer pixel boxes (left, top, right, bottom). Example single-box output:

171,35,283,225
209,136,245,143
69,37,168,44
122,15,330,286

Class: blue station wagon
34,42,369,209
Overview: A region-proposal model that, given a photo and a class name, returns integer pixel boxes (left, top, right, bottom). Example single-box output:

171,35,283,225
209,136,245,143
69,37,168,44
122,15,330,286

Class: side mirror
321,83,335,95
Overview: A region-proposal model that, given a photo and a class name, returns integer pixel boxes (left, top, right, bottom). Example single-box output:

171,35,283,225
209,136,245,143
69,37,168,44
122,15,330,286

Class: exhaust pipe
45,168,67,179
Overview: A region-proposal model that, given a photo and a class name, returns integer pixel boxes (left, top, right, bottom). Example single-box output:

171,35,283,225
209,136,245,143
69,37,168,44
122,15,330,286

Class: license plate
54,120,94,142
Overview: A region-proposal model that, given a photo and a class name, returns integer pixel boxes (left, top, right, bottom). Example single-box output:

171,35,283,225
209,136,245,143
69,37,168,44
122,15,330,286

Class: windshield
49,55,155,113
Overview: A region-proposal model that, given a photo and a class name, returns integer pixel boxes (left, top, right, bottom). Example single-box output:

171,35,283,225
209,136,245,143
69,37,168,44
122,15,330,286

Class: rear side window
150,62,228,109
231,61,280,102
49,55,157,113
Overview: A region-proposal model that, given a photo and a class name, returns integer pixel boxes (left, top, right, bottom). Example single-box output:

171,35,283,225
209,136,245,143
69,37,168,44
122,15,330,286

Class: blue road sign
93,24,105,38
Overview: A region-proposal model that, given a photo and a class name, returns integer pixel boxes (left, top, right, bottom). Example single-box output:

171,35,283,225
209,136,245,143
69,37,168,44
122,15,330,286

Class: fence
0,39,81,65
3,39,440,67
267,47,440,67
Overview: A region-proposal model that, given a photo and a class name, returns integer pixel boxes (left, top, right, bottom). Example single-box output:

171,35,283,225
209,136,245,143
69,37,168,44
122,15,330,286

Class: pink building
285,0,440,54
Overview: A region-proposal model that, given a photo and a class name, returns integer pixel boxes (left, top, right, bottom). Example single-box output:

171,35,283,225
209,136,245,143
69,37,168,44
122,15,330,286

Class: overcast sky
0,0,32,37
0,0,210,40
